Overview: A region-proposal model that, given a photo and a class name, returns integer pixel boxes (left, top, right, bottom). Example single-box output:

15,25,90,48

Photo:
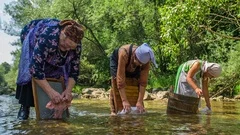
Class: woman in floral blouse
16,18,84,120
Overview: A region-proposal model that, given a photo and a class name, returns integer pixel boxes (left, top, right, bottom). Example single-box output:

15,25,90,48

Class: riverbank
78,87,240,102
2,87,240,102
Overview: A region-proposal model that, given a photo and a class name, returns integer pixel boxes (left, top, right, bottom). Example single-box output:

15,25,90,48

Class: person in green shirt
174,60,222,112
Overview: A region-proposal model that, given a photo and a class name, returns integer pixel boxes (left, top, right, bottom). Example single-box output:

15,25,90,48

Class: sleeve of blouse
116,49,128,89
20,19,43,44
139,62,150,87
29,27,52,80
68,45,81,82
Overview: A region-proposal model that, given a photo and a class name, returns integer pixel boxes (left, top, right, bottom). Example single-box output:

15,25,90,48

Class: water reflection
1,95,240,134
165,114,211,134
108,115,147,135
222,101,239,114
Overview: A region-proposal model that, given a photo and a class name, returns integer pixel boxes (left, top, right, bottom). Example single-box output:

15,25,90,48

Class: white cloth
117,107,146,115
200,106,212,114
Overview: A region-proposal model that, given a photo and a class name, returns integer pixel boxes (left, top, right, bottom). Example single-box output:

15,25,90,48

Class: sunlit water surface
0,95,240,135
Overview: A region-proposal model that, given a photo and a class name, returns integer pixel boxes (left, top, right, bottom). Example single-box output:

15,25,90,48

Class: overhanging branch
199,25,240,40
70,0,107,57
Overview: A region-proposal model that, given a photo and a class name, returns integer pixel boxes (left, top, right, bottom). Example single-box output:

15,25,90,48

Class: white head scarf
203,61,222,77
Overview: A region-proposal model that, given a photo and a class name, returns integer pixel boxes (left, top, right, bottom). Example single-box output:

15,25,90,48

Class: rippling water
0,95,240,135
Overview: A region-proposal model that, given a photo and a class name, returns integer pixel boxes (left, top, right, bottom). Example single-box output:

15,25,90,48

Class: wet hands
195,88,203,97
136,101,145,113
48,89,72,104
46,89,72,119
122,100,131,113
61,90,72,102
119,101,146,115
48,89,62,104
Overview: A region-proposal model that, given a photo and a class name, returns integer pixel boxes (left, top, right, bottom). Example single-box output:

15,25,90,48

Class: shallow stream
0,95,239,135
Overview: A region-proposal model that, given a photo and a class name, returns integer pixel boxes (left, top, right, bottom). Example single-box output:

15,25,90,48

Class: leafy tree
2,0,240,96
1,62,11,74
0,66,6,86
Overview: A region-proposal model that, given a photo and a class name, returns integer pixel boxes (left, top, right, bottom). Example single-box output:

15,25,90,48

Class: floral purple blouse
16,19,81,85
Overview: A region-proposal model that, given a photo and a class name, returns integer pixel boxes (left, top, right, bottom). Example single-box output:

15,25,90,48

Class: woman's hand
61,90,73,102
195,88,203,97
48,89,62,104
122,100,131,113
136,101,145,113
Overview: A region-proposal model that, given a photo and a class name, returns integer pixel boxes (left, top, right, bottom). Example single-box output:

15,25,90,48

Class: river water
0,95,240,135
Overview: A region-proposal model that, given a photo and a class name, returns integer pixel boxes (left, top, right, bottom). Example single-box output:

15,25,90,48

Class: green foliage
72,85,83,94
0,66,6,86
2,0,240,96
1,62,11,74
209,41,240,97
0,62,15,94
148,71,175,90
3,40,22,90
234,85,240,95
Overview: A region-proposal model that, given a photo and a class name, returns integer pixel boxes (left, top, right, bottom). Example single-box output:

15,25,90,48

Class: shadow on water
1,95,240,135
